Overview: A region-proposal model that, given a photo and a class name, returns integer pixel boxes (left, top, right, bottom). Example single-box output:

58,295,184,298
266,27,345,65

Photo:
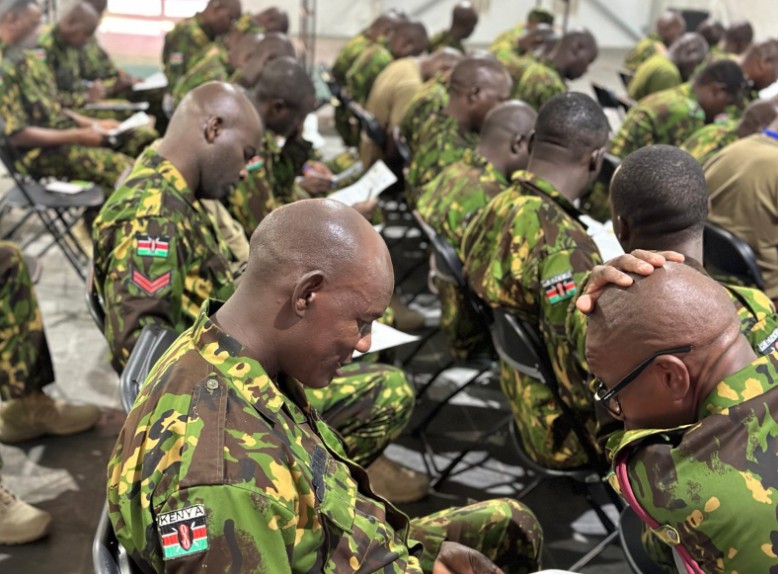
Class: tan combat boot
0,392,100,444
0,480,51,545
365,455,430,504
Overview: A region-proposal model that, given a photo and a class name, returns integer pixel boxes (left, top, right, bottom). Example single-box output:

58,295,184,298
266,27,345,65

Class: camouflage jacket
36,25,89,109
233,13,263,34
429,30,465,54
162,15,214,87
608,351,778,573
462,170,602,468
345,42,393,104
332,34,373,86
504,53,537,99
92,145,236,372
108,300,425,573
406,114,479,205
512,60,566,112
171,43,237,107
609,83,707,159
399,76,449,156
80,35,119,82
490,24,525,67
417,150,508,258
627,53,681,101
680,118,738,165
624,33,664,73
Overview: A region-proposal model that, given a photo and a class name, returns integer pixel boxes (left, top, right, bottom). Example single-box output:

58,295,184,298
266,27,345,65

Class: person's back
628,53,681,101
623,10,685,72
398,75,449,156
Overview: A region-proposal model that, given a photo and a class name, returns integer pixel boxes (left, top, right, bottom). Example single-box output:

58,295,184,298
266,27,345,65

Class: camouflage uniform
428,30,465,53
609,83,707,159
0,242,54,401
406,115,479,207
624,33,664,73
490,24,526,67
680,118,738,165
417,151,507,358
233,13,263,34
0,41,133,190
332,33,373,147
627,53,682,101
607,351,778,573
512,59,566,112
79,36,119,87
504,53,537,100
345,42,393,105
399,76,449,157
224,153,279,237
107,302,543,573
171,44,238,108
162,15,213,88
462,171,602,469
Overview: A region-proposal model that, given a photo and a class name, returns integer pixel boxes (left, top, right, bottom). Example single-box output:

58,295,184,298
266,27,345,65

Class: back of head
526,7,554,27
451,1,478,39
448,55,508,97
737,97,778,138
255,7,289,34
425,47,464,79
694,59,746,97
696,18,724,48
533,92,609,159
366,11,405,40
480,100,536,146
743,39,778,90
552,28,598,80
388,20,429,58
0,0,39,28
58,2,99,45
668,32,709,80
252,56,314,136
240,32,295,87
724,20,754,54
610,145,707,248
657,10,686,46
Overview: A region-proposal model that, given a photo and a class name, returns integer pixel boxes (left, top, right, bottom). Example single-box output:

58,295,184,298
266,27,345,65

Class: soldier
0,242,101,543
406,56,511,205
609,60,746,159
417,101,536,358
740,39,778,102
398,70,449,156
428,1,478,54
360,47,462,168
623,10,686,73
462,93,609,469
681,97,778,165
583,262,778,573
162,0,242,87
721,20,754,58
234,6,289,35
628,32,708,101
696,18,724,52
107,198,544,573
345,20,429,107
0,0,133,190
513,29,598,112
502,24,558,97
489,7,554,66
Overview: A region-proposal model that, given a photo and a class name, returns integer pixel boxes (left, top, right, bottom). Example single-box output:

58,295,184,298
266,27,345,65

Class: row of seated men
0,0,776,572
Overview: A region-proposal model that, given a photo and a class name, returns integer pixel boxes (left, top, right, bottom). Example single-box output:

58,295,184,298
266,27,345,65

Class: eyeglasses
592,345,693,417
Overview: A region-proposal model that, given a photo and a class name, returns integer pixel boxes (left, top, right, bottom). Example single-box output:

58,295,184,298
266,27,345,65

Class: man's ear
467,85,480,104
654,355,692,401
589,146,606,173
291,271,325,318
510,133,525,154
614,214,629,243
526,130,536,155
204,116,223,144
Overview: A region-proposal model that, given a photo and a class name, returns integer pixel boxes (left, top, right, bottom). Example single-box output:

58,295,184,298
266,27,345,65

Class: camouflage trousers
0,242,54,401
20,145,134,193
307,361,414,468
436,281,492,360
411,498,544,573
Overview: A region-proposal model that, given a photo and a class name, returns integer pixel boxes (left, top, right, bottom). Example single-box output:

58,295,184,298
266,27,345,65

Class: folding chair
619,506,667,574
93,503,143,574
591,82,634,115
119,324,179,414
0,121,104,281
347,101,387,150
618,69,635,90
489,309,624,569
597,153,621,187
85,261,106,333
703,221,765,291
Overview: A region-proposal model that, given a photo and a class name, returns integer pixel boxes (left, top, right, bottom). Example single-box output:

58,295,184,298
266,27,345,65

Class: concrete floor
0,38,636,574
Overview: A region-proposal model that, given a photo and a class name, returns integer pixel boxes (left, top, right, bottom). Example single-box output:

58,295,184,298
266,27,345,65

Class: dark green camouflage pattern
171,44,236,108
345,42,393,105
332,34,374,146
627,53,682,101
399,76,449,157
624,33,664,73
511,60,566,112
162,15,212,87
490,24,526,66
680,119,738,165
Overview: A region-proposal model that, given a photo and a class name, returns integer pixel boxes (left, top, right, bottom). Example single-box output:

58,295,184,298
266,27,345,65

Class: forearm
10,126,86,148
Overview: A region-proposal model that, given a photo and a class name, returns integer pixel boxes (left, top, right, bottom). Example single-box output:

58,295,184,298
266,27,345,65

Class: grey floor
0,47,635,573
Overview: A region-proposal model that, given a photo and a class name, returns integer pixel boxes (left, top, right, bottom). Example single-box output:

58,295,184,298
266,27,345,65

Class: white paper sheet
579,215,624,261
45,181,90,194
96,112,151,137
327,160,397,206
352,321,419,358
132,71,168,92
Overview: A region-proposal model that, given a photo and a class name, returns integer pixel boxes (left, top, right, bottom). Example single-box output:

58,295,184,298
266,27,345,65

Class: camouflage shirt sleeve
346,46,393,104
609,107,655,158
0,59,28,136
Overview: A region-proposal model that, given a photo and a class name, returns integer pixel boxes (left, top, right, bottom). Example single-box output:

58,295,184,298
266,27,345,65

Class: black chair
597,153,622,188
393,127,412,168
703,221,765,291
120,324,179,413
0,120,104,281
618,69,635,90
86,262,106,333
591,82,634,114
93,503,143,574
619,506,668,574
347,101,387,150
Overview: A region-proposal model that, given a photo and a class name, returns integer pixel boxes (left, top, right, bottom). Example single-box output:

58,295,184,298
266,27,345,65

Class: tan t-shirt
705,133,778,298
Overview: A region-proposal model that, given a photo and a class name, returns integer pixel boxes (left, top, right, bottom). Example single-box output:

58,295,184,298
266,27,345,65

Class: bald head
255,7,288,34
447,56,511,131
737,97,778,138
240,32,296,87
723,20,754,55
451,1,478,40
58,2,99,46
656,10,686,46
696,18,724,48
448,56,508,96
742,39,778,90
366,11,405,41
480,100,536,145
252,56,314,136
422,47,463,81
668,32,709,81
388,21,429,58
550,29,598,80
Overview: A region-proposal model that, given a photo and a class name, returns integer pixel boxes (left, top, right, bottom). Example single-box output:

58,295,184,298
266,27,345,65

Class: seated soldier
462,93,609,469
610,60,746,159
0,0,133,190
624,10,686,73
740,39,778,102
681,96,778,165
0,242,101,543
162,0,242,87
107,198,544,573
360,47,462,168
234,6,289,34
418,100,536,359
406,56,511,205
398,64,451,157
513,29,598,112
696,18,724,54
428,1,478,53
501,24,558,98
489,6,554,66
584,261,778,574
628,32,708,101
721,20,754,58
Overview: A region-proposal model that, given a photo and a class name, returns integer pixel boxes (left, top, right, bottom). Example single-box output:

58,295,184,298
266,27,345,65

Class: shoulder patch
158,505,208,560
541,270,577,304
136,234,169,258
757,327,778,355
170,52,183,65
32,48,47,61
131,269,171,295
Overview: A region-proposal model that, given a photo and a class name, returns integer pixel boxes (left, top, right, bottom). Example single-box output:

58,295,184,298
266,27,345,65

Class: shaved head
550,29,598,80
656,10,686,46
668,32,709,81
448,56,508,96
723,20,753,55
252,56,314,136
422,47,464,80
447,56,511,131
480,100,536,146
255,7,288,34
451,1,478,40
366,11,406,41
240,32,296,87
696,18,724,48
737,97,778,138
58,2,99,46
742,39,778,90
388,20,429,58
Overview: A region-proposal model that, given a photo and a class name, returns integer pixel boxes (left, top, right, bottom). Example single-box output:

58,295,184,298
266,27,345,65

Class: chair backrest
93,504,144,574
347,101,387,149
592,82,622,110
703,221,765,291
393,126,412,168
618,69,634,90
618,506,668,574
119,324,179,414
597,153,622,187
86,262,107,333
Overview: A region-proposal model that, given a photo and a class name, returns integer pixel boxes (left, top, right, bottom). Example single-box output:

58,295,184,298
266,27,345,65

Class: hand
76,126,106,147
96,119,121,131
576,249,685,314
352,198,378,220
298,175,333,196
303,161,333,179
433,542,504,574
86,80,106,102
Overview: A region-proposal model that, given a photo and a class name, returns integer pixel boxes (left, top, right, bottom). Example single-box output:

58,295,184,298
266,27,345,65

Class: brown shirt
705,133,778,298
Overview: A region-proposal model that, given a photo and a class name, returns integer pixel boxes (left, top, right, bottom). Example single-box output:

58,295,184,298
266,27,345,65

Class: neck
477,142,507,179
444,101,471,133
626,233,703,262
525,155,585,204
156,138,200,195
692,334,757,419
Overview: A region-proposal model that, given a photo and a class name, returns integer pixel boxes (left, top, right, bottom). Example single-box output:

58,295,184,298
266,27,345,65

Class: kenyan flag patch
158,505,208,560
541,270,577,304
137,235,169,258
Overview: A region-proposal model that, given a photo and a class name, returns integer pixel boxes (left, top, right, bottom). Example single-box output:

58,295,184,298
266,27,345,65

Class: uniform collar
142,145,207,218
509,169,583,216
466,150,509,186
698,352,778,418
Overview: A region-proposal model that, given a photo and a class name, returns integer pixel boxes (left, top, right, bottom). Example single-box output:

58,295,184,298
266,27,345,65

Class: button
206,379,219,391
665,527,679,543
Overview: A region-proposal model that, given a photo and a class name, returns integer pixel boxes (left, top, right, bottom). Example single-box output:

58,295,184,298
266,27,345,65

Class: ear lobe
656,355,692,401
205,117,223,143
291,270,326,318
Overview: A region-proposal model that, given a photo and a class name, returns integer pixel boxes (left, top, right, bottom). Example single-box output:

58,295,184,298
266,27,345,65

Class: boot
0,392,100,444
0,480,51,545
365,455,429,504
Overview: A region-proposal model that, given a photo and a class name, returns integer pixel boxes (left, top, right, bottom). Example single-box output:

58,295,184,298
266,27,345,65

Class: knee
491,498,544,555
374,365,415,421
